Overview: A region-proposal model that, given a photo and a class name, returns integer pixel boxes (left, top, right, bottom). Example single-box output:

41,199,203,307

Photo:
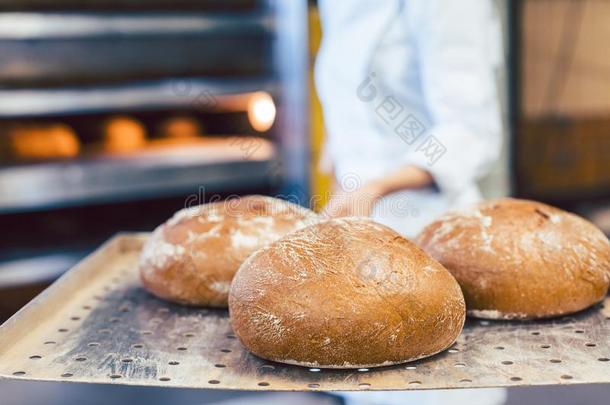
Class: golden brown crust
139,196,318,307
415,198,610,320
102,116,147,153
229,217,465,368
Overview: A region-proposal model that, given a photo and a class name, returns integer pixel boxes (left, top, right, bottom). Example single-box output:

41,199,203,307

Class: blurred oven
0,0,309,319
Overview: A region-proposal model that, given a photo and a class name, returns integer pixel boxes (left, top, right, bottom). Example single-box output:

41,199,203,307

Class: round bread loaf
415,198,610,320
159,115,202,138
139,196,317,307
102,116,146,153
7,123,80,160
229,217,465,368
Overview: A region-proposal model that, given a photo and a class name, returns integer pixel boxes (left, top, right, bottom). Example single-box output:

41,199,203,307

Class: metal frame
507,0,521,198
271,0,310,204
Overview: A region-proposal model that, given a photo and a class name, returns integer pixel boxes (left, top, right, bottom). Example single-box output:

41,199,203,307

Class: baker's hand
321,181,385,218
320,166,433,219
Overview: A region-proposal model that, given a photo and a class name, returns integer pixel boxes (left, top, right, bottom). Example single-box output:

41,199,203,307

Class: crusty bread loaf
139,196,317,307
229,217,465,368
102,116,146,153
6,124,80,160
415,198,610,320
159,115,202,138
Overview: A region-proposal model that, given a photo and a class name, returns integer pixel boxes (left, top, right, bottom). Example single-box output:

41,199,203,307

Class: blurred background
0,0,609,404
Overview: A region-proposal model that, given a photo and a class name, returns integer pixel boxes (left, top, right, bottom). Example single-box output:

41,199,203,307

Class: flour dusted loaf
139,196,317,307
229,217,465,368
415,198,610,320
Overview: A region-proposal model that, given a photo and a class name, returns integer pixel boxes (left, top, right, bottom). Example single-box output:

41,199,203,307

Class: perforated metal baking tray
1,234,609,391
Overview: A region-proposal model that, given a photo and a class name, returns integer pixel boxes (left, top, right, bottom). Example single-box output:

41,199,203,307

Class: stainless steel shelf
0,234,609,391
0,78,276,118
0,11,273,88
0,139,276,213
0,0,259,11
0,12,272,39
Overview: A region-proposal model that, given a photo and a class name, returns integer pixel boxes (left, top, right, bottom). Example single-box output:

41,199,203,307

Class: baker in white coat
316,0,506,404
317,0,502,238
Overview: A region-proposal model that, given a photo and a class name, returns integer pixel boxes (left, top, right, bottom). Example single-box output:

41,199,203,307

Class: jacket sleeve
406,0,503,200
314,0,399,181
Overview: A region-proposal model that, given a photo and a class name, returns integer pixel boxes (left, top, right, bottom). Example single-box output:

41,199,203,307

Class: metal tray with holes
0,233,609,391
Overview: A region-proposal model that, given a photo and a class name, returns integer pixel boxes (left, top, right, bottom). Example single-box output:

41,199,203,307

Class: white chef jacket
315,1,506,404
315,0,503,238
